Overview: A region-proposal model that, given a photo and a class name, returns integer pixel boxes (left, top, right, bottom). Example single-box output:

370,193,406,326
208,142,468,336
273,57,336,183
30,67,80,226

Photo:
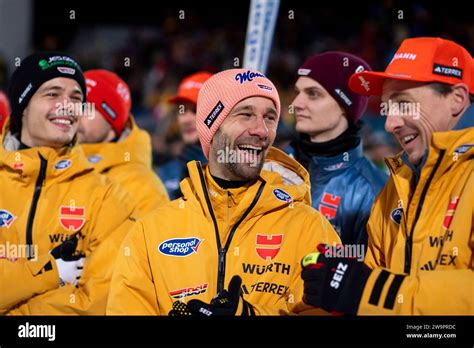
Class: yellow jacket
107,147,341,315
0,126,138,315
81,117,168,215
359,128,473,315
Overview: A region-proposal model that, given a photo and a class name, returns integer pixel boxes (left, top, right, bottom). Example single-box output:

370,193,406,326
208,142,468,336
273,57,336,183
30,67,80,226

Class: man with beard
107,68,341,315
158,71,211,199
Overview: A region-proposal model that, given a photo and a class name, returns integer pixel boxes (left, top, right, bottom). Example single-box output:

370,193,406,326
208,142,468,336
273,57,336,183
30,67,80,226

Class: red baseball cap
349,37,473,96
169,71,212,105
0,91,10,133
85,70,131,137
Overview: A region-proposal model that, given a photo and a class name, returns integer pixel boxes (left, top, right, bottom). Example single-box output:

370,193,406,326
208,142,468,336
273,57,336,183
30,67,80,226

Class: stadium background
0,0,473,172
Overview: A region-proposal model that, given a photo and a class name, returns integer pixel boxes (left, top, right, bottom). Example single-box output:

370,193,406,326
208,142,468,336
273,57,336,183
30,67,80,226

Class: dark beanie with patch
7,51,86,134
297,51,372,123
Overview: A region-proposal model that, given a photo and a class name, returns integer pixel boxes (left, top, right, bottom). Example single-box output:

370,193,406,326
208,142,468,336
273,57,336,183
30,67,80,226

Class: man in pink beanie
107,68,340,316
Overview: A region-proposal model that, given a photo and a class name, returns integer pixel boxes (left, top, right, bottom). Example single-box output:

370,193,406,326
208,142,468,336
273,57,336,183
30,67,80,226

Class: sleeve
106,221,161,315
357,268,474,315
0,254,58,314
364,190,386,269
6,183,138,315
284,209,342,316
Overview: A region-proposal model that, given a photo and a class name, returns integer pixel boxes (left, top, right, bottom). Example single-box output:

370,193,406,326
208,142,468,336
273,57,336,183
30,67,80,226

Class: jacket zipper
404,150,445,274
26,154,48,260
196,164,265,293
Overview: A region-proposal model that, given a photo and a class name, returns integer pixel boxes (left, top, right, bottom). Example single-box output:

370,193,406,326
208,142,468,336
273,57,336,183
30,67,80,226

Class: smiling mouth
49,117,75,128
237,144,264,156
401,134,418,145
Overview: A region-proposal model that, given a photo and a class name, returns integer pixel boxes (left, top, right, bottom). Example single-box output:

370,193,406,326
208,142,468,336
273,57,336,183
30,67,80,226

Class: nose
384,113,405,134
249,115,269,139
291,93,304,112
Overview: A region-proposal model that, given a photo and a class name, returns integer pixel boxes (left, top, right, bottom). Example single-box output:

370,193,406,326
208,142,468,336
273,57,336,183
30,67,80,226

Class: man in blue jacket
290,52,388,248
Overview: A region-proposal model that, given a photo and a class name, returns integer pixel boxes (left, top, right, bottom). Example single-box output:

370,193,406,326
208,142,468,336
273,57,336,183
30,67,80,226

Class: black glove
50,235,85,287
169,275,255,316
301,244,372,315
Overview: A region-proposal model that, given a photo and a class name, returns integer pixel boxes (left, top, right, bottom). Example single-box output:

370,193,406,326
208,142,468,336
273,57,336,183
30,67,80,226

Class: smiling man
107,68,340,316
300,37,473,315
0,52,137,315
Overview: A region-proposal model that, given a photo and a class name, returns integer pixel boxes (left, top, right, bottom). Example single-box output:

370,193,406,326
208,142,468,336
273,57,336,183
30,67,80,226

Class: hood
80,115,153,172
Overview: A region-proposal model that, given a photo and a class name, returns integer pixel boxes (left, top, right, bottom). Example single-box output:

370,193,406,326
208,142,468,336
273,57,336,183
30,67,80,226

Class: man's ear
450,83,470,118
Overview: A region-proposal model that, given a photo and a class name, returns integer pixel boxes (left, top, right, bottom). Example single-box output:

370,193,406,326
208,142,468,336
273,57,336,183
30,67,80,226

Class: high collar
310,141,364,172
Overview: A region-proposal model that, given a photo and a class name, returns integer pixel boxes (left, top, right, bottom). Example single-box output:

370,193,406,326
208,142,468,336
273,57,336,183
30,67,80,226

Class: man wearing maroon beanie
290,51,387,249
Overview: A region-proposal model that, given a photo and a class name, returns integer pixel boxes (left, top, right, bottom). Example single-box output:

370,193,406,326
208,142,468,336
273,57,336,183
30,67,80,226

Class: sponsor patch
54,159,72,170
234,70,265,84
432,64,463,79
257,84,273,92
272,188,292,203
355,65,365,73
87,155,103,164
454,144,473,155
169,283,208,299
0,209,16,228
256,234,283,261
334,88,352,106
57,67,76,75
390,207,403,225
443,197,460,230
297,68,311,76
158,237,203,257
59,206,86,232
204,101,224,129
101,101,117,120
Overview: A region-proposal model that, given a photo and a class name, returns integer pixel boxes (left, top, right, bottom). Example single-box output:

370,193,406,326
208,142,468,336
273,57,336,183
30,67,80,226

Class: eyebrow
384,91,411,101
231,105,255,114
295,85,324,94
40,85,83,96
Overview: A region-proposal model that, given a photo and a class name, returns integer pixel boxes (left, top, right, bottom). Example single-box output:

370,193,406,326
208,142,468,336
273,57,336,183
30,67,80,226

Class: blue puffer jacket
288,141,388,248
157,144,207,200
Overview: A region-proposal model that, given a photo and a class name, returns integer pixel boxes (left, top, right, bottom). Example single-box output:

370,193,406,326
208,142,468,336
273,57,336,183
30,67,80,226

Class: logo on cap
57,67,76,75
298,68,311,76
235,70,265,84
390,52,417,63
432,64,463,79
334,88,352,106
204,101,224,129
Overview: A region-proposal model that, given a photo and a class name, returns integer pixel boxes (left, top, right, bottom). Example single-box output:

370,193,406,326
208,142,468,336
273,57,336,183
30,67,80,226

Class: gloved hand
169,275,255,316
50,235,85,287
301,244,372,315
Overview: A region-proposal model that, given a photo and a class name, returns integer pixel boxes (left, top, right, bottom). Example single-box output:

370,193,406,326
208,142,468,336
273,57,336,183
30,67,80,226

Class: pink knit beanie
196,68,281,159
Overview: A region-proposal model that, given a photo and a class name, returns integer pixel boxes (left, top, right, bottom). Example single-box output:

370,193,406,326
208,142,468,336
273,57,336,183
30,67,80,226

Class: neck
309,121,349,142
298,121,362,158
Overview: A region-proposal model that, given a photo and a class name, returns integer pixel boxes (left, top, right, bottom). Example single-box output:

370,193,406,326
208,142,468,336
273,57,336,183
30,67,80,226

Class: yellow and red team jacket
81,116,168,215
0,123,138,315
359,128,473,315
107,147,341,315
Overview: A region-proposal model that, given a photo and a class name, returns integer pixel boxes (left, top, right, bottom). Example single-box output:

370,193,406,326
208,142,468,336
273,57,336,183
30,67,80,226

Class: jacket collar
179,147,312,224
80,116,152,172
385,128,474,190
310,141,363,172
1,128,93,185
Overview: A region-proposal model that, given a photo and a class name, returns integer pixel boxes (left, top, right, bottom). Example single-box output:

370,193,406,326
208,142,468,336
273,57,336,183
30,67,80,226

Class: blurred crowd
1,1,473,171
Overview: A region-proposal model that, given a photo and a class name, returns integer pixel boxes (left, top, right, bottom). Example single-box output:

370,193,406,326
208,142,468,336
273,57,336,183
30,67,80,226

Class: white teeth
238,145,262,151
51,118,72,126
403,135,417,144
